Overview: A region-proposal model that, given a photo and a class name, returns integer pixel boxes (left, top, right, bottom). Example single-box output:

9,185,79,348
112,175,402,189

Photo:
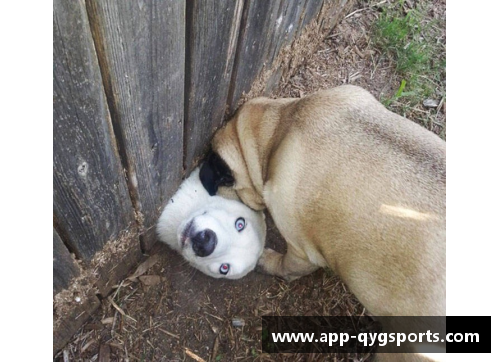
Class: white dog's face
176,197,266,279
157,167,266,279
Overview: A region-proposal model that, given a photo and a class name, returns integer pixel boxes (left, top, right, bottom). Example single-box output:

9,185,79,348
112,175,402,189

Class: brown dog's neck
214,98,298,210
212,119,265,210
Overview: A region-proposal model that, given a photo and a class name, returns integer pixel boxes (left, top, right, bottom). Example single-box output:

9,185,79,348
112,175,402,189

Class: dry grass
276,0,446,139
56,223,366,362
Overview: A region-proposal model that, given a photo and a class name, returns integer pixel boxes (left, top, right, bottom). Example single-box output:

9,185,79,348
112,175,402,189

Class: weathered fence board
53,0,353,353
266,0,306,68
321,0,351,33
85,1,185,248
53,229,80,296
300,0,325,32
184,0,245,171
232,0,311,97
227,0,282,113
228,0,326,112
262,0,332,95
53,0,135,261
54,289,101,354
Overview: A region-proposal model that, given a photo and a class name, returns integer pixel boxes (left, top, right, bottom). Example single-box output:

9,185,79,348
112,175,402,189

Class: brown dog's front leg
257,247,318,281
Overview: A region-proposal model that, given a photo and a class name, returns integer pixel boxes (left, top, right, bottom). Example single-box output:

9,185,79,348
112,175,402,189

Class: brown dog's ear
199,151,234,196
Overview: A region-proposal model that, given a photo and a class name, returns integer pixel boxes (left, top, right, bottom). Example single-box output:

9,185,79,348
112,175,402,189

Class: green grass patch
372,1,445,109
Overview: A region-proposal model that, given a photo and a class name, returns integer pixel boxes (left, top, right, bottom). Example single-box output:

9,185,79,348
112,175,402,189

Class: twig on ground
109,297,137,323
185,348,206,362
158,328,180,339
345,0,387,19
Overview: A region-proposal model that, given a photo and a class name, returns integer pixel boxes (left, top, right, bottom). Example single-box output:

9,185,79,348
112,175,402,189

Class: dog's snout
191,229,217,257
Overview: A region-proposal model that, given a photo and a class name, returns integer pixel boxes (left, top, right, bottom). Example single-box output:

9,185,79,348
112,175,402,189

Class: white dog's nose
191,229,217,257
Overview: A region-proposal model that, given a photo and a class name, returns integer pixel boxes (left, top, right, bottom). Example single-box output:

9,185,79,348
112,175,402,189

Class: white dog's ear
199,151,234,196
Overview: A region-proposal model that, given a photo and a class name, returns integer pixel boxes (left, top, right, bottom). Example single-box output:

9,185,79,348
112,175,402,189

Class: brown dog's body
205,85,445,344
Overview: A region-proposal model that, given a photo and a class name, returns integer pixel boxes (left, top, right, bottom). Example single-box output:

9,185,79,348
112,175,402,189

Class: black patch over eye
220,263,230,275
235,217,246,232
200,152,234,196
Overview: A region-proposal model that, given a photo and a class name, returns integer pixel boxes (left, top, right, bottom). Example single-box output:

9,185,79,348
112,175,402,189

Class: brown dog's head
200,106,269,211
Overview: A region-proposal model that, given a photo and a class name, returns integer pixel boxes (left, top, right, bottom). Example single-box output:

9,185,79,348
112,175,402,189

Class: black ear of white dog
200,151,234,196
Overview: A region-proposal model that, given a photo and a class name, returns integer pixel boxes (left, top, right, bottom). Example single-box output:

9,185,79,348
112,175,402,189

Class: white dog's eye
235,217,246,232
219,263,230,275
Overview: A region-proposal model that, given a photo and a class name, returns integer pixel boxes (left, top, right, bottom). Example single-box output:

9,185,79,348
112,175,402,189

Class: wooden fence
53,0,352,353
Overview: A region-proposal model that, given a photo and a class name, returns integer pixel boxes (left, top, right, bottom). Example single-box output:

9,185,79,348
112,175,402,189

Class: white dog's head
177,197,266,279
157,168,266,279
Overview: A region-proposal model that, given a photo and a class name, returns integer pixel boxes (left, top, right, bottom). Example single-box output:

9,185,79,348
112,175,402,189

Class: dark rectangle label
262,316,491,354
445,316,490,353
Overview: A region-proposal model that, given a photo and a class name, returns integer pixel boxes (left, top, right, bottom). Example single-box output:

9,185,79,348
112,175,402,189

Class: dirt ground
56,1,446,361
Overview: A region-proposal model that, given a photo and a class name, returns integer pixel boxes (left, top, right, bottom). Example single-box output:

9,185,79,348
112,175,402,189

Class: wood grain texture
229,0,323,108
53,0,135,261
86,1,185,242
215,0,327,113
53,229,80,296
262,0,353,95
227,0,282,113
53,290,101,354
184,0,244,171
53,1,348,353
300,0,325,32
321,0,352,32
266,0,307,69
95,238,144,296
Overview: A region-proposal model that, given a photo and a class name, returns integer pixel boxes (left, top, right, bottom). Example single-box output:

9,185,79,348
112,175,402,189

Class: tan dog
200,86,445,352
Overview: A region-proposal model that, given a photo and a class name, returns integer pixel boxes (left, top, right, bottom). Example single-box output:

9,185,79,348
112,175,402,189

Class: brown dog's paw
257,248,281,266
253,263,271,276
254,264,293,282
255,248,276,275
257,248,314,282
255,249,295,282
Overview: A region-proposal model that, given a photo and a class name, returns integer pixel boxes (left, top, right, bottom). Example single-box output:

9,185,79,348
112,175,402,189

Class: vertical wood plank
265,0,306,67
300,0,325,32
184,0,244,171
53,290,101,354
53,0,135,261
227,0,282,113
228,0,324,112
235,0,308,97
263,0,347,95
53,229,80,296
85,1,185,243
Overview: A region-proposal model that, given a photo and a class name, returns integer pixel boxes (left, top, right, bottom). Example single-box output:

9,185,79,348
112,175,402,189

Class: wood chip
138,275,163,286
211,335,220,361
101,317,115,325
81,339,96,353
354,45,365,58
127,255,160,282
184,347,206,362
98,344,111,362
63,349,70,362
109,298,137,323
84,322,104,330
108,342,124,351
158,328,180,339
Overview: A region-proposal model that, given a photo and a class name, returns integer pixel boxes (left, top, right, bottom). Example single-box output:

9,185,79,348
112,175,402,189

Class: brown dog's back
212,85,445,319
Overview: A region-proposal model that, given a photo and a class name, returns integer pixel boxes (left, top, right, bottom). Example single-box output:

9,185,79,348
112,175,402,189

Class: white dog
157,168,266,279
